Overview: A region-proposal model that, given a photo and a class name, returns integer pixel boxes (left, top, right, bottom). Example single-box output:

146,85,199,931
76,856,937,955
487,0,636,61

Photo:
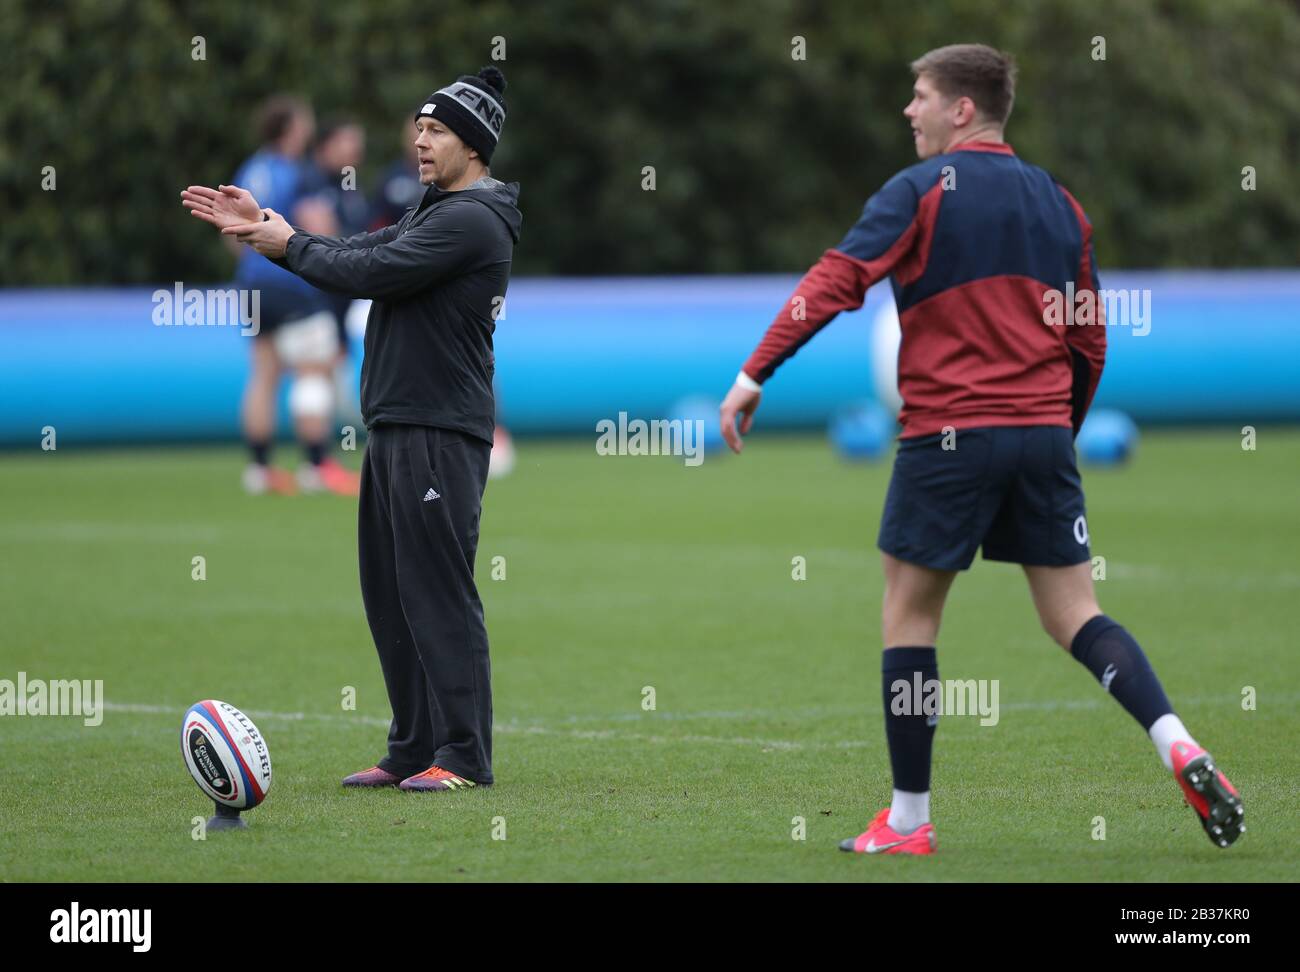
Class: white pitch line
0,522,223,543
101,691,1279,753
487,689,1293,725
103,702,837,751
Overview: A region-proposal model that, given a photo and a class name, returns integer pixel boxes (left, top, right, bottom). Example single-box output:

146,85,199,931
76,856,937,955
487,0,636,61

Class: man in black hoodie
181,67,521,792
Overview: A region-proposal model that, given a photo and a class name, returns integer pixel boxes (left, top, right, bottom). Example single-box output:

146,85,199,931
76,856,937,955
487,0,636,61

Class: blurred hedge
2,0,1297,285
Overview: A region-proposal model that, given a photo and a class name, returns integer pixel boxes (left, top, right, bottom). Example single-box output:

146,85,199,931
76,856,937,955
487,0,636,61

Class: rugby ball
181,700,272,810
1076,409,1139,466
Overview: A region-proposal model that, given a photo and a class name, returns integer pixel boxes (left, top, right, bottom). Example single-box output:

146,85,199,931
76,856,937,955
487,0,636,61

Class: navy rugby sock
882,646,939,794
1070,615,1173,730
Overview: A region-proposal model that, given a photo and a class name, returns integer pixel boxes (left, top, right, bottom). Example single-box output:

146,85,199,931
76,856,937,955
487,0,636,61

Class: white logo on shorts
1073,515,1089,545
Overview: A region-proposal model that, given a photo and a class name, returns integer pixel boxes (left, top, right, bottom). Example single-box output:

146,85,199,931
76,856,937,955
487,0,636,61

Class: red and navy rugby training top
741,142,1106,438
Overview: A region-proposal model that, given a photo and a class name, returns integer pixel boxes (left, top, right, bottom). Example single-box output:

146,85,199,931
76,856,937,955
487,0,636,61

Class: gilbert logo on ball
181,700,272,810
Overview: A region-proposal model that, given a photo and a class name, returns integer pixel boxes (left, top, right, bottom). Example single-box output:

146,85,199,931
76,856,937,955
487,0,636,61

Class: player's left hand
222,208,295,258
181,184,263,230
720,380,762,454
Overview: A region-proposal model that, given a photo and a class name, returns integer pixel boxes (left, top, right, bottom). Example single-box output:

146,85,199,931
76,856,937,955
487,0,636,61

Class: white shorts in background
272,311,339,367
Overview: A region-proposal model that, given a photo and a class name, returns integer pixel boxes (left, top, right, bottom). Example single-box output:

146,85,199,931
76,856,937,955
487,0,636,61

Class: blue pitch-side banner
1,272,1297,446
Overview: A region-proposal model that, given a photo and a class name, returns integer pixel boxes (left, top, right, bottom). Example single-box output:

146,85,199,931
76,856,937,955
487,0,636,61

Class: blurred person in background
298,119,371,426
369,119,423,230
228,95,360,497
299,118,371,355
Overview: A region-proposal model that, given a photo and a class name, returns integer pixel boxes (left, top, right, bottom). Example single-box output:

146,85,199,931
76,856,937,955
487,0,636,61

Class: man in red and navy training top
720,44,1243,856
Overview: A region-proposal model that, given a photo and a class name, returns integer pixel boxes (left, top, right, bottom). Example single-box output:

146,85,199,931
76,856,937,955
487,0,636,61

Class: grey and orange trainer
342,765,403,788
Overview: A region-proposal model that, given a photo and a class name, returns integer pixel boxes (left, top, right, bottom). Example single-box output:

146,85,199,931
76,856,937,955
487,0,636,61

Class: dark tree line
3,0,1296,285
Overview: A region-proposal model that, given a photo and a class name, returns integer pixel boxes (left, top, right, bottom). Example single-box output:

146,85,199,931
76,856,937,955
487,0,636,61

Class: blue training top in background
231,150,320,298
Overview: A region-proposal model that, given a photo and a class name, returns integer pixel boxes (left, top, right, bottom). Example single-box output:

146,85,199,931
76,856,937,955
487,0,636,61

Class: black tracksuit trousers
358,423,493,784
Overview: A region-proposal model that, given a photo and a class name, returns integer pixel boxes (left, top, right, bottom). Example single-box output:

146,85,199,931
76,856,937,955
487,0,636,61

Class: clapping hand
180,184,263,231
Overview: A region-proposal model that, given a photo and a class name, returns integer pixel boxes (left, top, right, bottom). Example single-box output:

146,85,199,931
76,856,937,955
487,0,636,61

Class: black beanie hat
415,66,507,164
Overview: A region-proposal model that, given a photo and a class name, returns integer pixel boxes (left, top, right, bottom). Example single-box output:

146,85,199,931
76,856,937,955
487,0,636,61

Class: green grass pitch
1,430,1296,882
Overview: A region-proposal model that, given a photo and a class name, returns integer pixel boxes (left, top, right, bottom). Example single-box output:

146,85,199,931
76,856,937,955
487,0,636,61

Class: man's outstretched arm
294,221,403,251
182,183,401,252
721,173,930,453
224,200,495,302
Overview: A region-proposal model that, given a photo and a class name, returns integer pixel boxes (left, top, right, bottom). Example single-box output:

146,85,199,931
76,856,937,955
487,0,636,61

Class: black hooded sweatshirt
279,177,522,445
